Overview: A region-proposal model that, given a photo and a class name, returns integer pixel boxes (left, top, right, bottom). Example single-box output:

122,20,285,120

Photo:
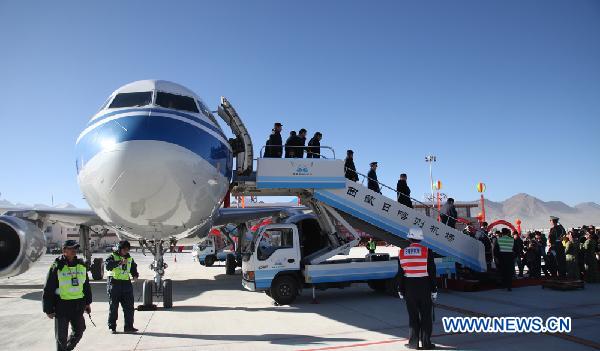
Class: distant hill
2,194,598,231
0,199,77,210
479,193,600,231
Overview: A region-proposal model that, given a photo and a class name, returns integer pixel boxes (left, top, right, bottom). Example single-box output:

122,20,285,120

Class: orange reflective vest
399,243,429,278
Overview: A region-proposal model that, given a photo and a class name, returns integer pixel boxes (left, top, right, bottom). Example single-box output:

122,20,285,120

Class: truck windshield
198,240,212,251
257,228,293,261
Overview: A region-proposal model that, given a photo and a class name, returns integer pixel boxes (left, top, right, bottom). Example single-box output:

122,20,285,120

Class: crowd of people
264,122,417,208
263,122,323,158
462,217,600,289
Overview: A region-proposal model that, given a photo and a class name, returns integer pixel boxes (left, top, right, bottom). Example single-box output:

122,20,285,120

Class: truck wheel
270,276,298,305
90,258,104,280
142,280,153,306
367,280,387,292
226,254,236,275
163,279,173,309
205,255,215,267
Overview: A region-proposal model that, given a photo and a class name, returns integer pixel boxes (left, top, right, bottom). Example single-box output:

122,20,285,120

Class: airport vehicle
242,212,400,305
193,235,238,275
237,157,486,304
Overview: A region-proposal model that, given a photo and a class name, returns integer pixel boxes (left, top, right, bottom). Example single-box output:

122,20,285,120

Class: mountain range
2,193,599,231
477,193,600,230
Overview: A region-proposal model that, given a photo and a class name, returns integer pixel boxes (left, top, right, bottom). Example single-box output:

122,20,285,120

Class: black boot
124,327,138,333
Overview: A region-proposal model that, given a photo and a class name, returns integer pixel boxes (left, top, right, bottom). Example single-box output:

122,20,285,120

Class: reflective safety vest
367,240,376,251
497,236,514,253
107,253,133,280
399,243,429,278
54,262,87,300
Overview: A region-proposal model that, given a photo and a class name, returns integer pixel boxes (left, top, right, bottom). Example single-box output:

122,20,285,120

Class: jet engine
0,215,46,278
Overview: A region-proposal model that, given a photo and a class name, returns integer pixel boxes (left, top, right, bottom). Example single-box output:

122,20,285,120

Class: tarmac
1,247,599,351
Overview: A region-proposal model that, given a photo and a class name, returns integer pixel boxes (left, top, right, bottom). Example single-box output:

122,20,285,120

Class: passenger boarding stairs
215,99,484,272
232,157,487,272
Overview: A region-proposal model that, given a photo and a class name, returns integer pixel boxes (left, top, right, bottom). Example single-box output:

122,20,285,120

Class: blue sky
0,0,599,208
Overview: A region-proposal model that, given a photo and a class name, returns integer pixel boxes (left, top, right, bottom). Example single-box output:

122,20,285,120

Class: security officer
548,216,567,278
43,240,92,351
105,240,139,333
367,237,377,254
494,228,515,291
398,228,437,350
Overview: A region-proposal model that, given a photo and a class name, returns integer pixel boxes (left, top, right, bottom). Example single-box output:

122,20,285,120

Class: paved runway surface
1,248,599,350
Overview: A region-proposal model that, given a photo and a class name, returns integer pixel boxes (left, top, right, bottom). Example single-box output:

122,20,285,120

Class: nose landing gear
138,239,173,310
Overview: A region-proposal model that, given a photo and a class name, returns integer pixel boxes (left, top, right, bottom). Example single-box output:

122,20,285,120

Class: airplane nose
75,114,230,238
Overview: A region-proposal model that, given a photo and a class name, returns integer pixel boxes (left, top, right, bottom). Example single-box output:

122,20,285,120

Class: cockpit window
109,92,152,108
155,92,199,113
197,100,219,125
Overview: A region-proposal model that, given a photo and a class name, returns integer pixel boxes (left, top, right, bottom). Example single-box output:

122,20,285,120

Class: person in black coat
306,132,322,158
344,150,359,181
440,198,458,228
367,162,381,193
513,231,525,277
396,173,413,208
284,131,297,158
265,122,283,158
296,128,307,158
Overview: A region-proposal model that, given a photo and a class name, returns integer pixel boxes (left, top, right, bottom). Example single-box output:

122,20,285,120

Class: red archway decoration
486,220,517,233
456,217,471,225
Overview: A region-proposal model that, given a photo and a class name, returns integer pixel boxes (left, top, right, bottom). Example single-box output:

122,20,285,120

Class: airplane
0,80,294,308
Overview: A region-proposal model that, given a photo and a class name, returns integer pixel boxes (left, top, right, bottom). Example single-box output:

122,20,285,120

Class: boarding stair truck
215,98,485,304
233,156,487,305
194,226,239,275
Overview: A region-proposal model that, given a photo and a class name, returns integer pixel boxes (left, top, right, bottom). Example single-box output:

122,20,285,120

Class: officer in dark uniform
494,228,515,290
548,216,567,278
43,240,92,351
105,240,139,333
265,122,283,158
398,228,437,350
367,162,381,193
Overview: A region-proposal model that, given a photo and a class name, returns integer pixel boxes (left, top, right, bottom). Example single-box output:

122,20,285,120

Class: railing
347,167,461,225
259,145,336,159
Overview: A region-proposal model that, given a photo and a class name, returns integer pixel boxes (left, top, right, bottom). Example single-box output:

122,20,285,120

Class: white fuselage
75,101,233,240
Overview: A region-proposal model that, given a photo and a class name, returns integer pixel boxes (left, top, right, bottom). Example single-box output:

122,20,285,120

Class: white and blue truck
194,226,239,275
241,208,402,305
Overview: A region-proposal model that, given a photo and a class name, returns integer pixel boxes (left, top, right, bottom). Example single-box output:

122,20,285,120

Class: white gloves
431,292,438,300
399,294,404,299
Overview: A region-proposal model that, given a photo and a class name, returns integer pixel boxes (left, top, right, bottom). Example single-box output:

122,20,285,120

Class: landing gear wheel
142,280,153,306
163,279,173,309
225,254,236,275
367,280,387,292
205,255,215,267
90,258,104,280
270,276,298,305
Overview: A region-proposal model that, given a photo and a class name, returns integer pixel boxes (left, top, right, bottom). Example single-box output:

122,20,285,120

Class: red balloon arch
486,219,517,233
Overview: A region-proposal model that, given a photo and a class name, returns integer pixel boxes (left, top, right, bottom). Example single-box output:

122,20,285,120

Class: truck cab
194,237,218,266
242,218,400,305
